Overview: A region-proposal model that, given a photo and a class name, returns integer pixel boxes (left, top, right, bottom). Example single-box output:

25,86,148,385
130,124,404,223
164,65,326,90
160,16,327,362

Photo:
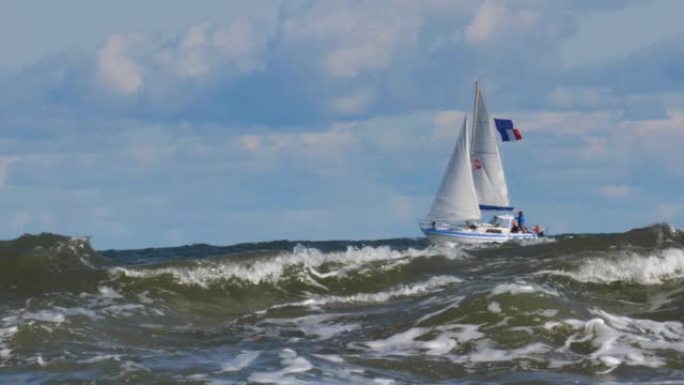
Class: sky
0,0,683,249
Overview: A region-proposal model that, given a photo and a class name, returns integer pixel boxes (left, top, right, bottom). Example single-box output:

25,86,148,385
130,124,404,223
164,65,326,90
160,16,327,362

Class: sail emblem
472,158,482,170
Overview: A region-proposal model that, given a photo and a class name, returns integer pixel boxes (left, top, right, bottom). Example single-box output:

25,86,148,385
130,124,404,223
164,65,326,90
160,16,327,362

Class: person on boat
533,224,544,236
511,218,520,233
516,211,526,232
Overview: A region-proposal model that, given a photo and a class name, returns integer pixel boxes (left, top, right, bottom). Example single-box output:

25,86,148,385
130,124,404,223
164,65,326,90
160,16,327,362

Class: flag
494,119,523,141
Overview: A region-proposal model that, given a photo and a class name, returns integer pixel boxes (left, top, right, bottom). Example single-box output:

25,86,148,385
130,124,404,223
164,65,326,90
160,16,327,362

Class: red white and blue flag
494,119,523,141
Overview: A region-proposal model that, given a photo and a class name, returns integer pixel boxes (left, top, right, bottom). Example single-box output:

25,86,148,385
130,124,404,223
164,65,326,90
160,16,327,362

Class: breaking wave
2,224,684,383
540,248,684,285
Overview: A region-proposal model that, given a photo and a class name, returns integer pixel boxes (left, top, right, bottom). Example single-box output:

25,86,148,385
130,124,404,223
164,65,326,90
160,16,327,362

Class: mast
471,80,480,150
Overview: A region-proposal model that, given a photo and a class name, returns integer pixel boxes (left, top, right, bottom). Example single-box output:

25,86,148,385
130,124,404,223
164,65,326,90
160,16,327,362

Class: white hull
421,226,537,245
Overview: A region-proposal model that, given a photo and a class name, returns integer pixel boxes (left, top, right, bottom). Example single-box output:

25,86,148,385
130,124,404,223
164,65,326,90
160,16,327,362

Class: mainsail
427,116,481,222
470,81,512,211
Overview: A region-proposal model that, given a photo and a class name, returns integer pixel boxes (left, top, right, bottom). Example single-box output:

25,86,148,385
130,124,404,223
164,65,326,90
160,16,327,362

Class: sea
1,224,684,384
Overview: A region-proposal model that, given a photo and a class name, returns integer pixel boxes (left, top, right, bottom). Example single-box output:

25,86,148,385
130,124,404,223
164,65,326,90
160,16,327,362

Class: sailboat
420,81,540,244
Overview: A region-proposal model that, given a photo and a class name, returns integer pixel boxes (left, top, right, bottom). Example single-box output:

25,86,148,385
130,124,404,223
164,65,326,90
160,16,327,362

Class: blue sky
0,0,683,248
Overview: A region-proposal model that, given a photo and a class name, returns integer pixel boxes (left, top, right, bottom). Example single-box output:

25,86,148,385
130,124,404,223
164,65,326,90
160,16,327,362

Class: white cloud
617,110,684,176
620,109,684,135
0,156,20,189
228,125,359,178
128,143,175,170
283,3,421,77
258,126,356,158
98,20,270,92
331,89,374,115
97,34,144,94
465,1,539,44
516,111,618,134
598,184,632,198
240,135,261,153
513,109,684,169
464,1,506,43
181,24,208,50
213,19,267,72
549,86,619,109
582,137,608,158
325,110,453,154
172,20,268,78
175,24,211,78
12,210,31,232
432,110,466,140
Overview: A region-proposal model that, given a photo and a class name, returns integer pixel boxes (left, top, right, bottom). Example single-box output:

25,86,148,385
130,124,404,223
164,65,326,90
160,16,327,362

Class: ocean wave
358,324,484,356
219,351,261,373
5,227,684,383
3,224,681,295
273,275,462,309
0,233,109,292
109,245,464,290
540,248,684,285
351,305,684,373
490,282,559,297
551,223,684,250
247,348,312,383
544,308,684,373
259,313,360,341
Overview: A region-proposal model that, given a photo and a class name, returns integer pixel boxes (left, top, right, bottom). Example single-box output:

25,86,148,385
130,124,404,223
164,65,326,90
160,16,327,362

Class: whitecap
78,354,121,364
247,348,312,384
359,324,483,356
540,248,684,285
415,296,464,325
372,379,396,385
487,301,502,313
262,314,359,340
490,282,558,297
110,245,464,289
219,350,260,372
461,341,552,363
23,310,66,324
543,308,684,373
311,354,344,363
293,275,462,308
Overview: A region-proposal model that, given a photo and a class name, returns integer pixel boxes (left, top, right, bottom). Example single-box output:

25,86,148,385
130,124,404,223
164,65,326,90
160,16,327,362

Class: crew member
517,210,526,232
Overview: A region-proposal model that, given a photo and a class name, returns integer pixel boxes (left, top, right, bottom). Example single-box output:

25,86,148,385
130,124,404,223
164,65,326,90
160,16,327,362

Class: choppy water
2,225,684,384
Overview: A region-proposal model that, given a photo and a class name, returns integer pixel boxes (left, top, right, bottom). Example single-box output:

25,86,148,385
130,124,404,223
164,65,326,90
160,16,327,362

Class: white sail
470,81,511,210
427,116,481,222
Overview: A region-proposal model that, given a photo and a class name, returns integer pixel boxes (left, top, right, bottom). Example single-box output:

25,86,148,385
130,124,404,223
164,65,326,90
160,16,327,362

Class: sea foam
292,275,462,308
110,245,464,288
544,308,684,373
541,248,684,285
